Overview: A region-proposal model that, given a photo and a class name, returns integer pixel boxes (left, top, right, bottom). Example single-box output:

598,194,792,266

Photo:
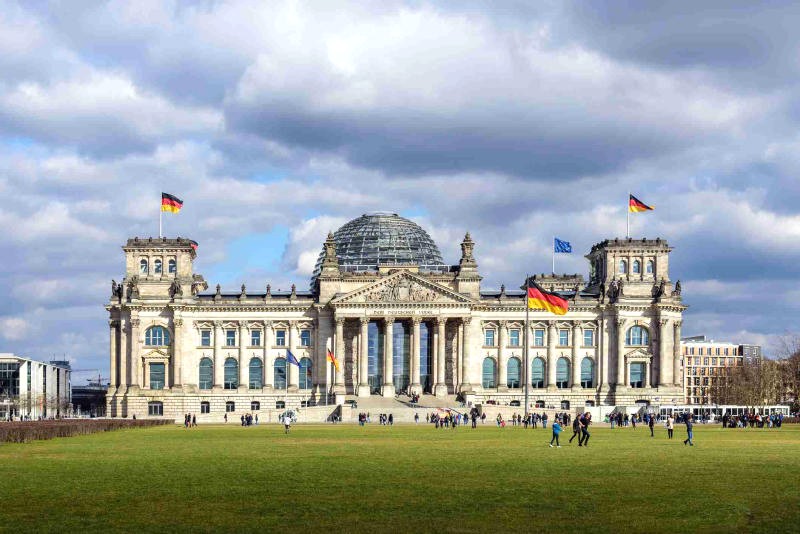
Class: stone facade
106,223,687,420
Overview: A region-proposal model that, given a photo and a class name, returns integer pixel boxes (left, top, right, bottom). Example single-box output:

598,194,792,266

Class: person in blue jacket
549,420,563,448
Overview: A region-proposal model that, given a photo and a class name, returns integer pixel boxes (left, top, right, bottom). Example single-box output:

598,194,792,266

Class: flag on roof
527,283,569,315
554,238,572,253
161,192,183,213
629,194,654,213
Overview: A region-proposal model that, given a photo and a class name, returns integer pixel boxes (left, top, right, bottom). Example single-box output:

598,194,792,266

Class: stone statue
111,279,117,297
214,284,221,300
652,278,666,300
674,280,682,296
573,283,581,301
599,281,606,304
169,278,183,298
608,278,620,302
240,284,246,298
127,276,139,299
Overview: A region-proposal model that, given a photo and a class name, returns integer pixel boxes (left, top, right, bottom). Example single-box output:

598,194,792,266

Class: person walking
284,414,292,434
568,415,581,444
683,413,694,446
648,414,655,437
549,420,563,448
666,414,674,439
578,412,592,447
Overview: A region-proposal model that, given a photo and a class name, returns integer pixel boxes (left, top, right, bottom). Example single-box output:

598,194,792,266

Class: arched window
144,326,171,346
531,358,545,388
626,326,650,346
168,259,177,274
140,258,149,274
482,357,497,389
274,358,287,389
199,358,213,389
630,362,646,388
619,260,627,274
224,358,238,390
632,260,641,274
149,362,165,390
580,357,595,388
154,259,162,274
556,357,570,388
507,357,521,388
249,358,263,389
646,260,654,274
299,357,312,389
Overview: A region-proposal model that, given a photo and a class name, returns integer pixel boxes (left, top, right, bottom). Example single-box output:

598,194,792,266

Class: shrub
0,419,172,443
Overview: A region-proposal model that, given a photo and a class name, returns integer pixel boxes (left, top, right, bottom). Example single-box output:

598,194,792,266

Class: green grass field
2,423,799,533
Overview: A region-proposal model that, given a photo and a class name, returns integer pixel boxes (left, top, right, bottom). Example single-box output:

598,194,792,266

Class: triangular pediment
331,271,475,305
625,348,651,359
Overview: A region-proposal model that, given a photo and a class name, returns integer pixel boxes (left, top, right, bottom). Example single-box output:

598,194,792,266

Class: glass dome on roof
312,212,447,280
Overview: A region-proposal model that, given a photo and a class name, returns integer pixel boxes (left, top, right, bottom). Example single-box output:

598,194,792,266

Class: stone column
334,317,346,394
109,319,118,392
382,317,395,397
172,317,183,389
431,321,437,391
213,321,223,391
129,316,141,389
616,318,626,388
410,317,422,395
498,321,508,391
119,318,128,391
571,322,581,388
435,318,447,397
288,321,299,391
658,318,669,387
460,317,472,392
238,321,248,390
264,321,273,390
673,321,683,388
597,316,605,388
546,321,557,391
358,317,371,397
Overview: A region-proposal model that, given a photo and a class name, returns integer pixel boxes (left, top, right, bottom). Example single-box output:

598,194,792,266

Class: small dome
312,213,446,280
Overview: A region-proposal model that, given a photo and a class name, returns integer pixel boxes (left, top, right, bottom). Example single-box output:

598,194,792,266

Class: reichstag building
106,212,686,419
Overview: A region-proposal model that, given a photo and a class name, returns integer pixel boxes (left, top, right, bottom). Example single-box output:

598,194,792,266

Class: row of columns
614,316,683,389
332,316,471,398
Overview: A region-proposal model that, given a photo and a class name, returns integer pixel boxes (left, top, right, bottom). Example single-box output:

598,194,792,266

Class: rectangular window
226,329,236,347
200,402,210,414
251,401,260,411
558,329,569,347
148,402,163,416
711,358,717,366
149,363,165,390
690,347,695,355
703,357,709,365
724,348,729,356
300,329,311,347
509,329,520,347
484,329,495,347
583,329,595,347
226,401,235,413
200,330,211,347
534,329,544,347
728,357,734,366
251,330,261,347
275,330,286,346
695,357,700,365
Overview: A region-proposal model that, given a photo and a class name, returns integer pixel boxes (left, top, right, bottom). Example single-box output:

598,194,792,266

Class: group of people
240,413,258,426
428,411,472,428
183,413,197,428
549,411,592,447
722,412,784,429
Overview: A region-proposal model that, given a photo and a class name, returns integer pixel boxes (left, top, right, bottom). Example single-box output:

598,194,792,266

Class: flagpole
524,274,530,419
552,237,555,274
159,205,163,238
626,192,630,239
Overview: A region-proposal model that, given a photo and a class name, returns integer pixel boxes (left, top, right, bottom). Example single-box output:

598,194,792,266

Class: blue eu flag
554,238,572,253
286,350,300,366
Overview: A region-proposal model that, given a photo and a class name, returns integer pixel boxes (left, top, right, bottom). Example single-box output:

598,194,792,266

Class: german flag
527,283,569,315
327,348,341,372
161,192,183,213
629,194,654,213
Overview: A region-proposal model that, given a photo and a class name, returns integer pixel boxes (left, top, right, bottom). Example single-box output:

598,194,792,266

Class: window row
618,259,655,275
687,356,741,367
195,357,312,390
139,258,177,275
480,357,596,389
199,328,311,348
483,328,596,347
686,346,736,356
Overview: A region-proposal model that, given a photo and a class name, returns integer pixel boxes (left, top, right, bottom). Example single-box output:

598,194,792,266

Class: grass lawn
1,423,798,533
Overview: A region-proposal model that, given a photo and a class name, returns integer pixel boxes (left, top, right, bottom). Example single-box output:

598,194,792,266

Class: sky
1,1,799,383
